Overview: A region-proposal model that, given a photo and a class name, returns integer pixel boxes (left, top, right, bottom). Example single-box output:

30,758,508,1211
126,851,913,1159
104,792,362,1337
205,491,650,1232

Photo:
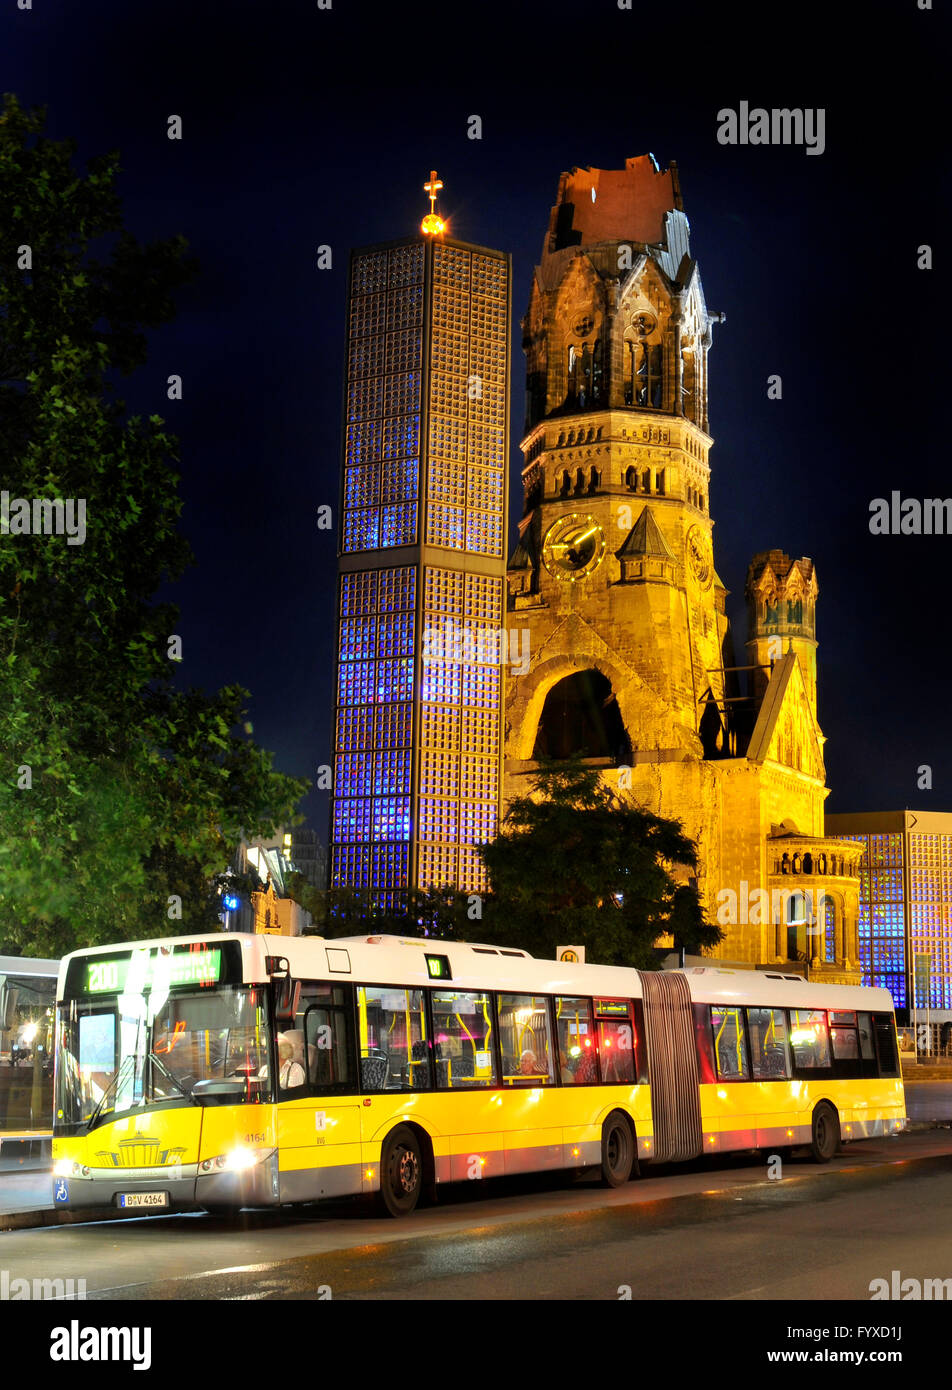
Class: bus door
275,983,362,1202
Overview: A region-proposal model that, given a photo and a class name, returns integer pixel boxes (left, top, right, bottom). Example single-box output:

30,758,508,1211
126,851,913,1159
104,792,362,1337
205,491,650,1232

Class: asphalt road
1,1133,950,1303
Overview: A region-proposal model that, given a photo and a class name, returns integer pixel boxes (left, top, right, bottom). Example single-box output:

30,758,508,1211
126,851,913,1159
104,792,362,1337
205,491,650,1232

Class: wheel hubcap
396,1148,419,1194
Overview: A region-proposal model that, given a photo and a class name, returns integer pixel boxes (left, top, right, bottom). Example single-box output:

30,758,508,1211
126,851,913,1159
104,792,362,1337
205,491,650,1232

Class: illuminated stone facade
331,236,510,907
505,157,859,981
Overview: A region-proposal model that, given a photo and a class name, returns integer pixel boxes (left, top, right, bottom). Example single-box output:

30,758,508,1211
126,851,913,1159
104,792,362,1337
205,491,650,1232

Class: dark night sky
2,0,949,846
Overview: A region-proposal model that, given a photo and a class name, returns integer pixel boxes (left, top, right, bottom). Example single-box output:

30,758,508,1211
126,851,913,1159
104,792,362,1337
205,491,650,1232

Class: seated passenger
259,1034,305,1089
519,1048,541,1076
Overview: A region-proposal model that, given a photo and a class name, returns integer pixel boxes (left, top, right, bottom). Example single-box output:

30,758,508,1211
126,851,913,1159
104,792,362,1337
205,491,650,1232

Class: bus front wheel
379,1125,423,1217
810,1103,840,1163
600,1112,635,1187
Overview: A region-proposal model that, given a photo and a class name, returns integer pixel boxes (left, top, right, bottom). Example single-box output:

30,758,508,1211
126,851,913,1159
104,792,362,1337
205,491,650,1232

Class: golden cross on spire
421,169,445,236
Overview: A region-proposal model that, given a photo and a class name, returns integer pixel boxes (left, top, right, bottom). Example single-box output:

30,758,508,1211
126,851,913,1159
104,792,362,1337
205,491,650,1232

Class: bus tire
600,1112,635,1187
810,1103,840,1163
379,1125,423,1217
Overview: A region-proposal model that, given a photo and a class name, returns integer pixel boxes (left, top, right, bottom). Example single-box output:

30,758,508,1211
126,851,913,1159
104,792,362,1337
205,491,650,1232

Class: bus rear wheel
810,1103,840,1163
379,1125,423,1217
601,1112,635,1187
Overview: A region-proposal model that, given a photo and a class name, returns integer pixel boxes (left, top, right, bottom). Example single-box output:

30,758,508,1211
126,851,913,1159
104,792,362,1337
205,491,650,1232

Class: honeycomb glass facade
908,831,952,1011
331,235,510,909
855,832,907,1008
831,813,952,1019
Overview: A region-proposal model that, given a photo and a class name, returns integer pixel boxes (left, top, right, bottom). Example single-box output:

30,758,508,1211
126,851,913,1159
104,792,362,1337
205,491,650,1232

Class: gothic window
625,466,637,491
567,340,601,409
786,891,808,961
803,853,813,875
574,468,585,495
588,466,599,494
559,470,571,497
642,468,651,493
824,897,836,964
557,432,565,447
625,339,664,408
788,598,803,626
681,350,696,422
656,469,665,496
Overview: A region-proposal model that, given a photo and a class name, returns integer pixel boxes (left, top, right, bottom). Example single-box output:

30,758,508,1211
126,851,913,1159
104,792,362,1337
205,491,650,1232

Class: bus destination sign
83,947,222,996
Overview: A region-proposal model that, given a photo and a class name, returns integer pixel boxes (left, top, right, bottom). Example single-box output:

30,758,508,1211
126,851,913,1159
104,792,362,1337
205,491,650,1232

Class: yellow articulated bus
51,932,905,1218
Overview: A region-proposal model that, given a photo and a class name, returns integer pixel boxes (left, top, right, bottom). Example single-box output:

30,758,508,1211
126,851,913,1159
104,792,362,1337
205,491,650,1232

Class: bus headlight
54,1159,80,1177
200,1147,274,1174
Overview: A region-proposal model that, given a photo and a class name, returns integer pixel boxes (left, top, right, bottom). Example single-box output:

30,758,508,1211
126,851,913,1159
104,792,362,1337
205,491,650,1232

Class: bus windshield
55,982,271,1130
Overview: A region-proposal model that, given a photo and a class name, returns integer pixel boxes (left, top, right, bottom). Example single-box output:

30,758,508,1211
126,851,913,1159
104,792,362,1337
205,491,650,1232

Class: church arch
532,669,632,763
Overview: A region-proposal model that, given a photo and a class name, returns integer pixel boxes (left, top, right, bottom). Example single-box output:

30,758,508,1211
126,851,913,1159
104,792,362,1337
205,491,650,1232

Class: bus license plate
118,1193,169,1209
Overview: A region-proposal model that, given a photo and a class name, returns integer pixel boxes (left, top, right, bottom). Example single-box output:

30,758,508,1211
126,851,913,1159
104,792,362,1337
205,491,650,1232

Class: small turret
745,551,818,714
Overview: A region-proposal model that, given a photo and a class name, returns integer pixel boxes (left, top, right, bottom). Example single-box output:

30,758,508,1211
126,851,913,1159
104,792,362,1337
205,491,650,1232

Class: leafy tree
476,758,723,967
288,876,475,941
0,96,306,955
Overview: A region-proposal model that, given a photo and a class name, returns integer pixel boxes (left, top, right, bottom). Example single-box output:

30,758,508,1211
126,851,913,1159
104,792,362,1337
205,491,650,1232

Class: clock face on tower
685,523,713,589
542,513,607,582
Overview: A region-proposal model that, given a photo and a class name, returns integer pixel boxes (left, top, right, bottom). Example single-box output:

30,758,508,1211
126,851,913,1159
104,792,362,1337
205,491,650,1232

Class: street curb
0,1203,203,1232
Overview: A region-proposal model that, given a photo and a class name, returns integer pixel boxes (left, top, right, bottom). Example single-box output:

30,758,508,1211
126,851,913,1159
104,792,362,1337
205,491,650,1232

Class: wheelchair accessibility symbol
54,1179,69,1203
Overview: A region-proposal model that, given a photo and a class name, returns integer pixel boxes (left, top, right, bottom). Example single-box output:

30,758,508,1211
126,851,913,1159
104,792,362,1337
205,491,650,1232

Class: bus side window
857,1013,876,1061
431,990,496,1088
594,1004,636,1085
710,1005,750,1080
872,1013,900,1078
357,986,427,1091
829,1010,859,1064
746,1007,791,1080
497,994,555,1084
693,1004,716,1084
555,997,597,1084
301,985,356,1092
789,1009,831,1070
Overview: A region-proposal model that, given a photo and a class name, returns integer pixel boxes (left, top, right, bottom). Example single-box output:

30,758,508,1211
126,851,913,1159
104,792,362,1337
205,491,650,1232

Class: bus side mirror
274,979,300,1024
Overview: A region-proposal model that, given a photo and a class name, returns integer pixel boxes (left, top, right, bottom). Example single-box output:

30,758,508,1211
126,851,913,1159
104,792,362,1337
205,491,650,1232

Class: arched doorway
532,670,632,762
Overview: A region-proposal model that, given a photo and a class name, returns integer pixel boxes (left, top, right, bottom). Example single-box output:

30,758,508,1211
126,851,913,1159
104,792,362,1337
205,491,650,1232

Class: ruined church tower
504,158,862,981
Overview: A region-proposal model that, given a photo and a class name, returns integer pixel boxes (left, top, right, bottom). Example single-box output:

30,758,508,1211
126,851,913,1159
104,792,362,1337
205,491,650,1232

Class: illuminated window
556,997,598,1084
357,986,428,1092
790,1009,831,1069
497,994,554,1085
432,991,496,1088
746,1007,791,1079
710,1005,750,1080
824,897,837,963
